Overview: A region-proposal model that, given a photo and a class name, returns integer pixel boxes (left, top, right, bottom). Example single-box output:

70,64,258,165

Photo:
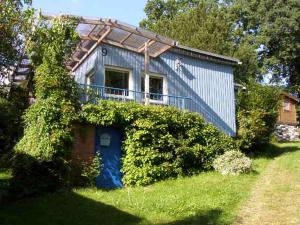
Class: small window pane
150,77,163,100
86,71,95,85
105,69,129,95
284,99,290,111
141,76,145,92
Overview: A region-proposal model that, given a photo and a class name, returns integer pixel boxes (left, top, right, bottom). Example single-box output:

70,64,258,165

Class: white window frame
104,66,134,99
141,72,168,104
85,69,95,86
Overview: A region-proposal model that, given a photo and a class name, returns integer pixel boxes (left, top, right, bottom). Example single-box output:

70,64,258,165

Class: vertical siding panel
74,44,236,136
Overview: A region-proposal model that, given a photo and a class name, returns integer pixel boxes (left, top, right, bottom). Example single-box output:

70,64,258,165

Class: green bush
236,80,281,151
81,100,239,186
0,87,28,158
80,152,102,187
10,17,79,196
213,150,252,175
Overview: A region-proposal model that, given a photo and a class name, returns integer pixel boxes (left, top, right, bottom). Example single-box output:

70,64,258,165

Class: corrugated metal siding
74,44,236,136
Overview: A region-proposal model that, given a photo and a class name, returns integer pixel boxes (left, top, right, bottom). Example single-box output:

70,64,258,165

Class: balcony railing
79,84,192,110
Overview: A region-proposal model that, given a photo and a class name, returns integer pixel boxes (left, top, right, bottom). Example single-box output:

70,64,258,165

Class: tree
141,0,259,82
0,0,33,89
11,15,80,196
236,79,281,151
229,0,300,89
141,0,300,86
0,0,32,159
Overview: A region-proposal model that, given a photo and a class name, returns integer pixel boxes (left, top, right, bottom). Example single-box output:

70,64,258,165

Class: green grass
0,143,299,225
235,142,300,224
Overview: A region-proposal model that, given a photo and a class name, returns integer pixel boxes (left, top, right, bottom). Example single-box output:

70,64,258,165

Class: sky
32,0,148,26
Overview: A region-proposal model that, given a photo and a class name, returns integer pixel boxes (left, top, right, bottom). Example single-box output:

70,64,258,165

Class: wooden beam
101,39,141,54
120,33,132,44
72,55,81,61
42,14,177,46
79,45,89,52
152,45,172,57
72,27,112,72
138,39,156,53
144,42,150,105
87,25,98,37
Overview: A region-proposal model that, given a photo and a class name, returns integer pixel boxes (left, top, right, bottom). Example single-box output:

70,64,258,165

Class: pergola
43,14,177,104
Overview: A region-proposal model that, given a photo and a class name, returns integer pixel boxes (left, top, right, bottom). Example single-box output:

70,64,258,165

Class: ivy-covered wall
80,100,238,186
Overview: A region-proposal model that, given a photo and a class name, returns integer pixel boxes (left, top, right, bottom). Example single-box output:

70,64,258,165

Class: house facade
54,15,241,188
275,93,299,141
67,16,240,136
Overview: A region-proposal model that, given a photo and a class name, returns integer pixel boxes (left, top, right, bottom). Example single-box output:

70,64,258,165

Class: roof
42,14,241,72
282,92,299,102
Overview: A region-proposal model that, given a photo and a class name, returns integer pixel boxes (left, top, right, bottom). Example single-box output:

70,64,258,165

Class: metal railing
78,84,192,110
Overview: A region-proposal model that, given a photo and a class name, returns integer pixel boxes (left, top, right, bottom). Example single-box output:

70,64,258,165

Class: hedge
80,100,238,186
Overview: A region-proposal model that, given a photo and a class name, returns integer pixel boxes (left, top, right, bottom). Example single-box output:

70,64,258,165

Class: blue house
62,15,240,188
67,16,240,136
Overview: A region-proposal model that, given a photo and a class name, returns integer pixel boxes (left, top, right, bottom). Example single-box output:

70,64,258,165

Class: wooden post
144,42,150,105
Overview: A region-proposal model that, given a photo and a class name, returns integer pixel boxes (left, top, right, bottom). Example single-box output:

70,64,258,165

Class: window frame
104,66,133,98
85,69,95,86
141,72,168,104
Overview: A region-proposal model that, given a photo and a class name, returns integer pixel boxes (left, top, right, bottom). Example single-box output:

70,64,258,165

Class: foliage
229,0,300,86
80,152,102,187
0,141,287,225
0,87,28,158
81,100,238,186
213,150,252,175
11,17,79,196
141,0,300,87
0,0,33,87
236,80,281,151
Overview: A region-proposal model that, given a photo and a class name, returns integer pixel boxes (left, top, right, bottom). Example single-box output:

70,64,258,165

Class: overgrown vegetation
0,0,33,162
0,87,28,159
141,0,300,90
81,100,238,186
2,142,297,225
10,16,80,196
213,150,252,175
236,80,281,151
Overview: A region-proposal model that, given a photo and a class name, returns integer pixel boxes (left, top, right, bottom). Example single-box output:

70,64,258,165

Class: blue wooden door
95,127,123,189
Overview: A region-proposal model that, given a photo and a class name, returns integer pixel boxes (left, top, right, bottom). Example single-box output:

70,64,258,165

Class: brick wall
72,124,95,164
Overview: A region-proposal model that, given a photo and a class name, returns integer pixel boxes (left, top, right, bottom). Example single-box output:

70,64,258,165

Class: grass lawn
0,142,299,225
234,142,300,225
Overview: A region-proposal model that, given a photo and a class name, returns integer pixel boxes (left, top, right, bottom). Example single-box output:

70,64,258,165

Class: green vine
81,100,238,186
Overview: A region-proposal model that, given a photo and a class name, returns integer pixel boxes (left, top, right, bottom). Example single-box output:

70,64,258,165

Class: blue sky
33,0,148,26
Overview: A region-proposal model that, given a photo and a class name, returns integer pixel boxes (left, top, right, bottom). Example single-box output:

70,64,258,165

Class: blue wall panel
74,44,236,136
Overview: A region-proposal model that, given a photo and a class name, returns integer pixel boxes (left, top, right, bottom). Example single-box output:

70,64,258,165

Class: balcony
79,84,192,110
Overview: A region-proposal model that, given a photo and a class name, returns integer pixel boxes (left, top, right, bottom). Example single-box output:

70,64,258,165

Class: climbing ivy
81,100,238,186
10,16,80,196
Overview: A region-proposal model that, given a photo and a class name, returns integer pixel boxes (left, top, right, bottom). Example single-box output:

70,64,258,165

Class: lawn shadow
159,209,229,225
251,142,300,159
0,191,143,225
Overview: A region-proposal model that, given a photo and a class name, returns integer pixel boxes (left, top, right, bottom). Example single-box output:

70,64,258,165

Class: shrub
81,100,239,186
0,87,28,158
213,150,252,175
236,80,281,151
10,17,79,196
80,152,102,187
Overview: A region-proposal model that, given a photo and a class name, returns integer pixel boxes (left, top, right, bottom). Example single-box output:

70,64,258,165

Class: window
141,74,165,101
105,68,130,95
85,70,95,86
283,99,291,111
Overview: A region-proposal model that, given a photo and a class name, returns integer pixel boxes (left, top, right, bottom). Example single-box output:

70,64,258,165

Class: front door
95,127,123,189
